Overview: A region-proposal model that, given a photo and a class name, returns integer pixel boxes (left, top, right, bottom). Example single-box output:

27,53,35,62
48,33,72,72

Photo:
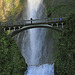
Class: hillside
0,26,27,75
45,0,75,17
54,12,75,75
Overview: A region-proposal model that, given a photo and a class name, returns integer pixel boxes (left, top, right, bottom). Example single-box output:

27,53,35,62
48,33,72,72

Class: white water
22,0,54,75
25,64,54,75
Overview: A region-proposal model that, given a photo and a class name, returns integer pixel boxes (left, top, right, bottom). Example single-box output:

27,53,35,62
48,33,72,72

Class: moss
0,0,23,22
0,26,27,75
4,0,13,3
4,0,8,2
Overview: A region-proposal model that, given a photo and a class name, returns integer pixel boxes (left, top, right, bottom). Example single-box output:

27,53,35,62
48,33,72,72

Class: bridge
0,18,65,36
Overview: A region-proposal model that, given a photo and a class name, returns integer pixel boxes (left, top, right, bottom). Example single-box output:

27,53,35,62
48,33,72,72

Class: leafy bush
0,27,27,75
47,3,75,17
54,12,75,75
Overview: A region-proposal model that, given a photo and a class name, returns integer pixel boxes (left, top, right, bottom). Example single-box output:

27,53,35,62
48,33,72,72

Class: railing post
46,18,48,23
51,23,53,26
61,23,64,29
24,21,26,25
13,27,16,31
4,28,6,32
47,18,49,23
56,23,58,27
18,27,20,30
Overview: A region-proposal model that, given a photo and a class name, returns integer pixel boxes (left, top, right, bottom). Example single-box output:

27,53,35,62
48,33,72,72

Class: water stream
20,0,55,75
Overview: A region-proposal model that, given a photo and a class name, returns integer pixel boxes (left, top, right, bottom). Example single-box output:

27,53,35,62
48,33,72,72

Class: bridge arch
9,24,62,37
1,18,65,36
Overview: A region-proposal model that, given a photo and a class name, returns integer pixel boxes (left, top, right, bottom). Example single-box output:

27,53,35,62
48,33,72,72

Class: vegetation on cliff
0,0,23,22
54,12,75,75
0,26,27,75
46,0,75,17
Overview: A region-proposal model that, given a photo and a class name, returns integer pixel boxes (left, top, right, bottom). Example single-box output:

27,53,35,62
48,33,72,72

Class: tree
54,12,75,75
0,26,27,75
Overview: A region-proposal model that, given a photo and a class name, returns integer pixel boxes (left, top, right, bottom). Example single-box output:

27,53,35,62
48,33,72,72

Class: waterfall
20,0,55,75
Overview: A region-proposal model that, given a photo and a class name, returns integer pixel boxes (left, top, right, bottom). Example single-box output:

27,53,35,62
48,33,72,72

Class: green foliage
4,0,8,2
47,3,75,17
54,12,75,75
0,27,27,75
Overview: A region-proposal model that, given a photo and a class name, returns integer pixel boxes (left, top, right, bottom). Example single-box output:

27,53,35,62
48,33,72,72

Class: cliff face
0,0,75,21
44,0,75,8
0,0,23,22
44,0,75,17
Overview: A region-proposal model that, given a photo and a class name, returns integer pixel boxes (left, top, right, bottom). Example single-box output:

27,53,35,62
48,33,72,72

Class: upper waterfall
22,0,48,66
20,0,55,75
27,0,43,19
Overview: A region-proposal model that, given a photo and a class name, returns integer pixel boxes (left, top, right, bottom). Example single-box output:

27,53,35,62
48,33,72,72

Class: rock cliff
0,0,23,21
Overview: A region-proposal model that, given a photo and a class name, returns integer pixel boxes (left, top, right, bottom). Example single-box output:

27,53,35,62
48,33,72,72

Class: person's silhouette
30,18,32,24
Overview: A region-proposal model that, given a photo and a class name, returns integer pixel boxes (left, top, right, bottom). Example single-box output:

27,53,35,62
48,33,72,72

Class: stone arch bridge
0,18,65,36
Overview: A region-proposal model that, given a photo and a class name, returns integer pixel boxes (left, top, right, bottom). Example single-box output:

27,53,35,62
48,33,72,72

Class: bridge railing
23,18,60,24
13,20,26,25
1,22,13,26
1,18,60,26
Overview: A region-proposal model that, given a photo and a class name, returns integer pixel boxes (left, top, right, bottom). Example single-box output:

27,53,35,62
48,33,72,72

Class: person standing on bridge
30,18,32,24
62,17,64,20
60,17,62,21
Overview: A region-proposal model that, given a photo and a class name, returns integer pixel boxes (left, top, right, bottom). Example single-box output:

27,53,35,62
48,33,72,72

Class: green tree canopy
0,26,27,75
54,12,75,75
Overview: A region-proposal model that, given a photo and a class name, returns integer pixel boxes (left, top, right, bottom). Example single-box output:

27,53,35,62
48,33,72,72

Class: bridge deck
0,18,65,36
1,18,64,27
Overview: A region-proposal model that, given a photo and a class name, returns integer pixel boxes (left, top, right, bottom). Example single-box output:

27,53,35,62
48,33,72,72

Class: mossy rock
0,0,23,22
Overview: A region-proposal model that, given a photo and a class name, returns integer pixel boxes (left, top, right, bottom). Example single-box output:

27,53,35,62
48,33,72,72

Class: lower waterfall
20,0,55,75
25,64,54,75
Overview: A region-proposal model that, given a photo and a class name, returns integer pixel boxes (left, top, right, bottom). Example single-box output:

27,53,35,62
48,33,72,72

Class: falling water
21,0,54,75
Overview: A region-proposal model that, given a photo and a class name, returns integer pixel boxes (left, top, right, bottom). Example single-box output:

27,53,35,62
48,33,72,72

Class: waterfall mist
15,0,55,75
22,0,48,66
